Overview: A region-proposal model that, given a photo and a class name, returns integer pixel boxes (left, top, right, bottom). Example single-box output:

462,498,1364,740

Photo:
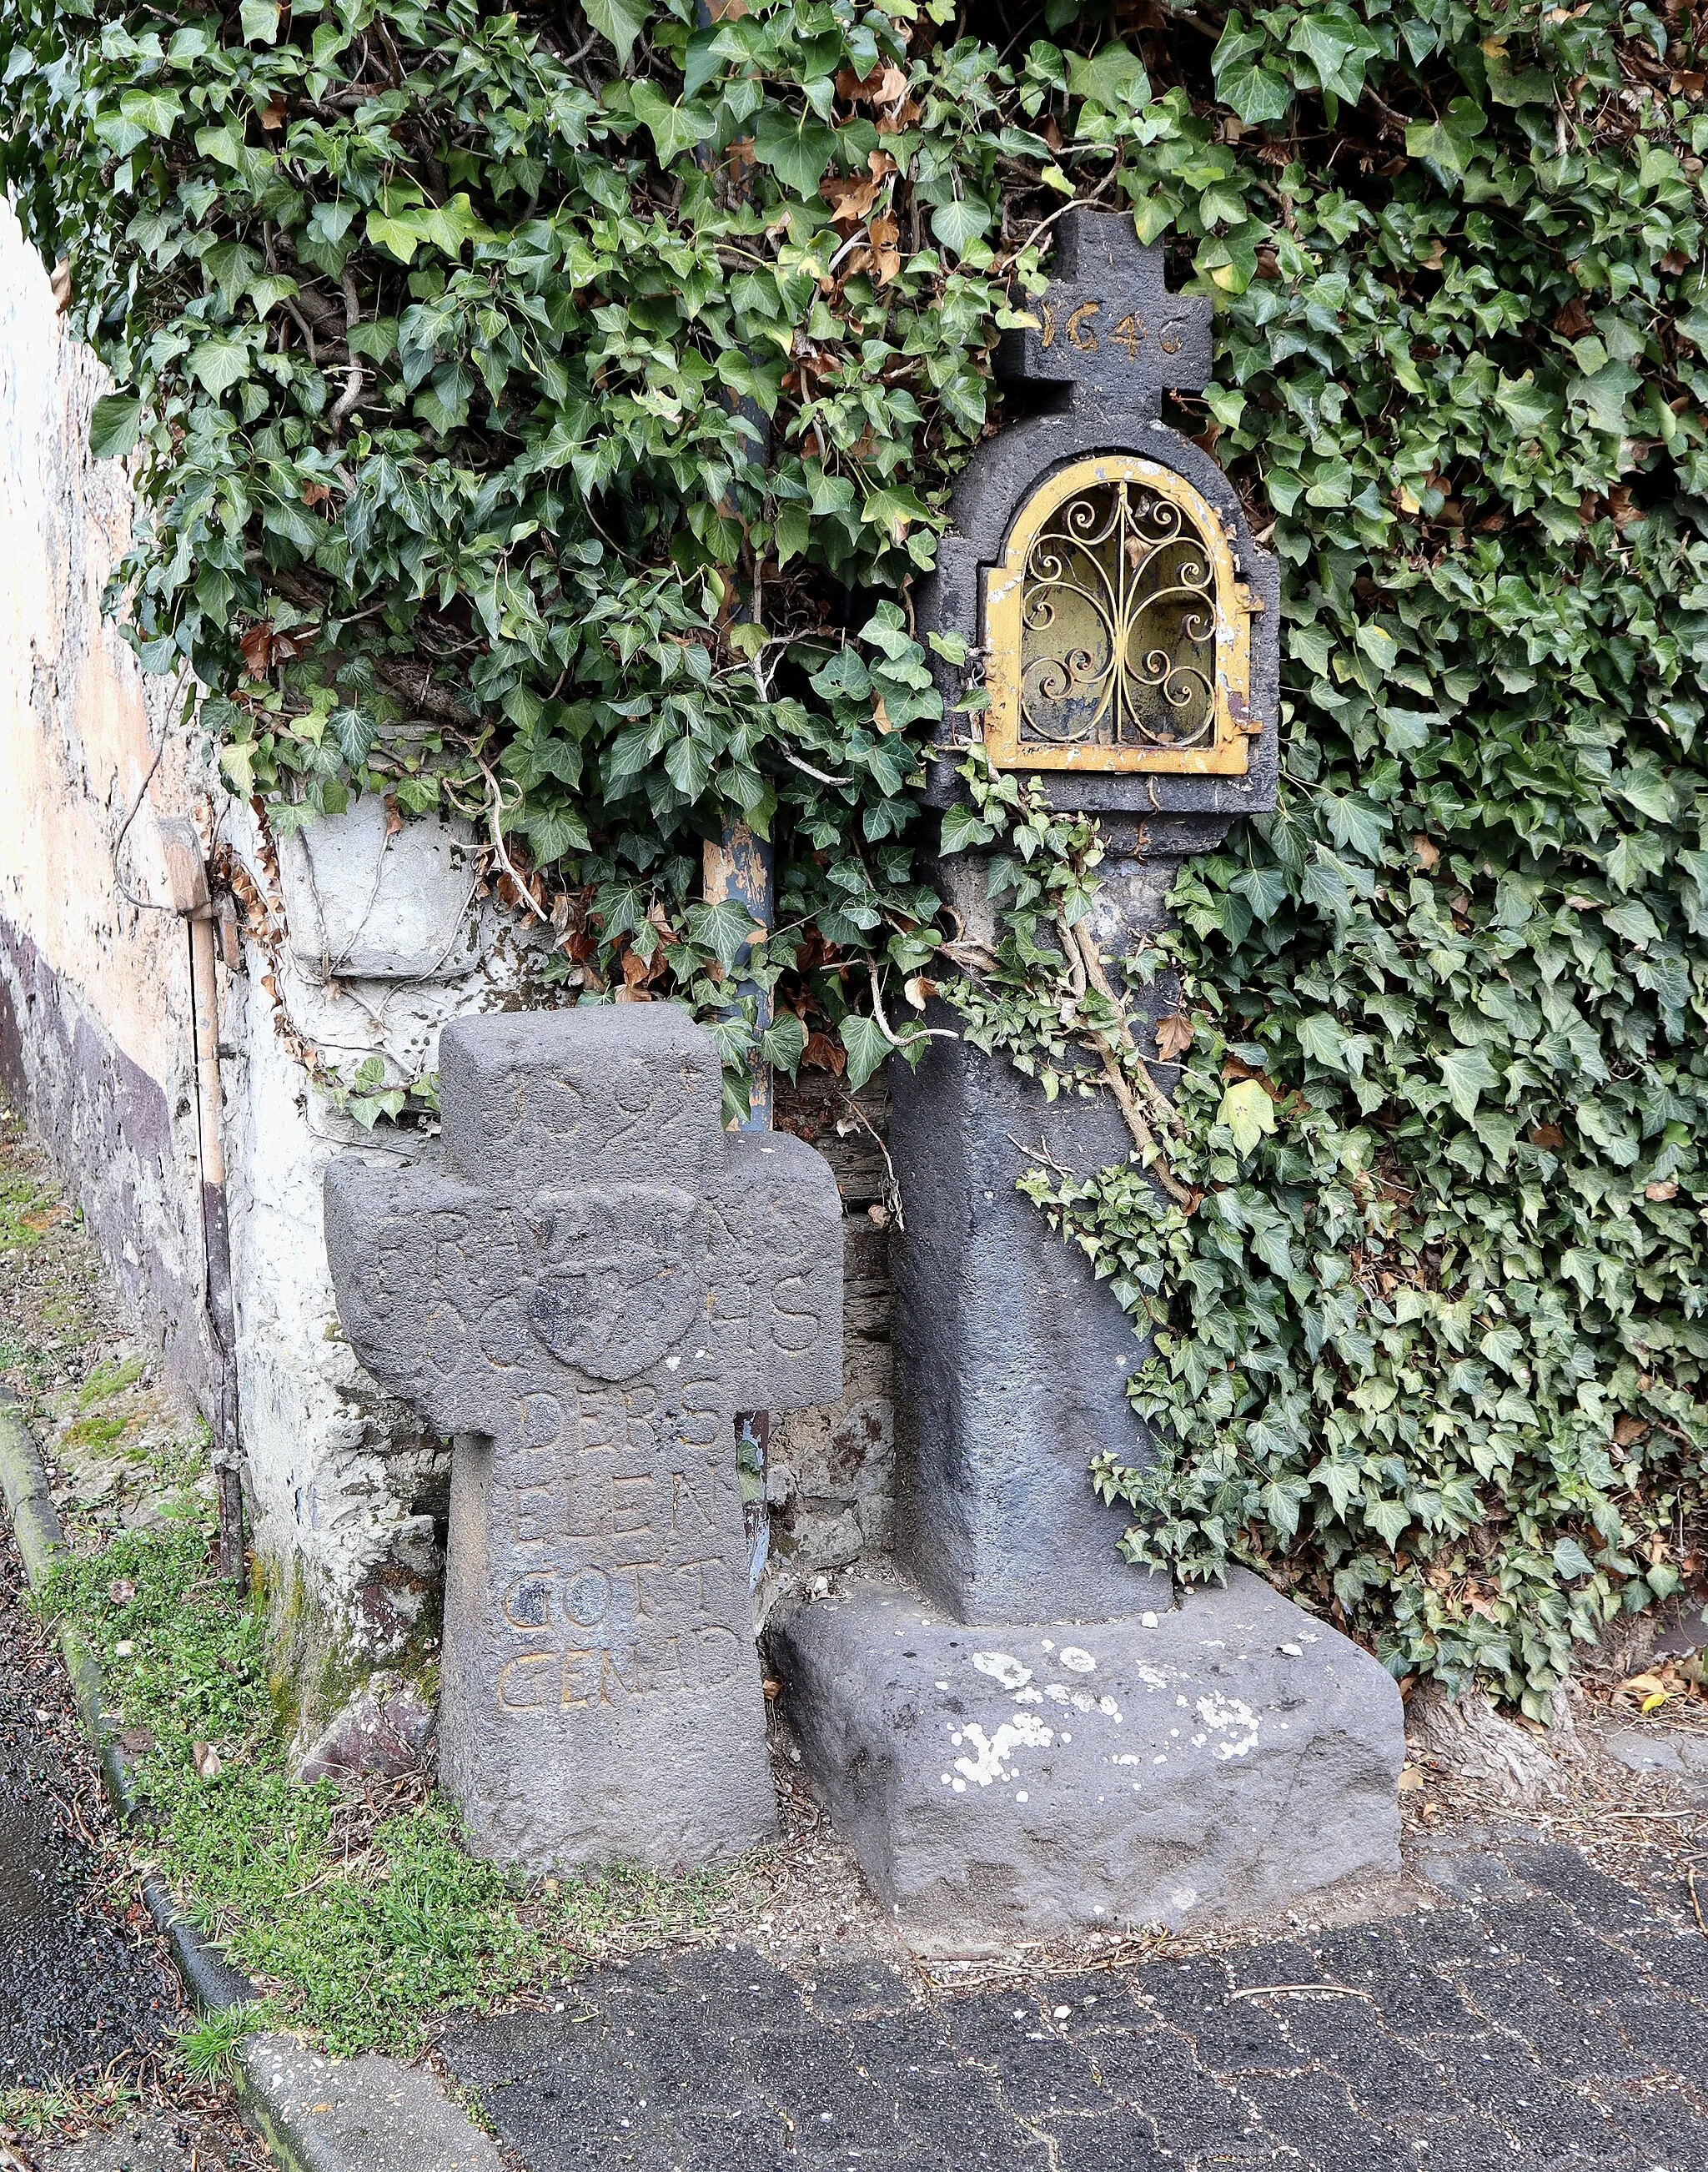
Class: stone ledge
774,1570,1405,1952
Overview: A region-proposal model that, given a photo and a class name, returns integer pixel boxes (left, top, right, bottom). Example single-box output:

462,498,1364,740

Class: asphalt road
0,1517,165,2089
443,1843,1708,2172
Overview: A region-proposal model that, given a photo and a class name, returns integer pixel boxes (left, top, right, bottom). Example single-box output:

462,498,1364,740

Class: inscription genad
495,1384,745,1712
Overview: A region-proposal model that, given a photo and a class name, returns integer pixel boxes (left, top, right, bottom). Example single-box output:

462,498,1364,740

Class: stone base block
774,1571,1404,1951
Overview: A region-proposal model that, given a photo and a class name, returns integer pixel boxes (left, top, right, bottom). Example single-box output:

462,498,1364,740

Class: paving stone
838,2007,962,2091
1324,2031,1465,2124
1311,1931,1487,2041
1440,2043,1630,2159
1312,2134,1437,2172
1629,1932,1708,2006
887,2063,1048,2172
946,1992,1078,2066
1263,1988,1394,2064
795,1958,914,2020
1397,1906,1510,1975
1486,1901,1657,2005
1606,1994,1708,2084
1223,1939,1328,1990
987,2036,1113,2123
1087,2029,1267,2156
1602,2079,1708,2167
1459,1968,1650,2079
440,1856,1708,2172
1042,2114,1173,2172
1027,1973,1149,2039
1396,2114,1540,2170
1238,2068,1380,2158
1416,1849,1532,1905
1162,1993,1302,2075
1501,1845,1661,1937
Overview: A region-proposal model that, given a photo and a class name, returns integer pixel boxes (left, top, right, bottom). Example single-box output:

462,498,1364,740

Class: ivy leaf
1495,374,1556,434
751,105,838,194
1211,14,1294,124
758,1009,808,1078
120,85,183,137
239,0,280,43
1298,1013,1349,1070
1364,1498,1411,1546
366,209,421,264
186,337,251,395
1405,98,1487,183
931,197,993,256
1323,792,1386,862
329,706,376,765
583,0,652,69
686,897,760,973
941,804,997,855
840,1013,893,1092
1551,1536,1595,1580
88,394,143,459
1570,360,1642,436
1437,1044,1500,1120
630,80,715,165
1217,1078,1278,1155
1287,12,1380,104
1066,41,1150,118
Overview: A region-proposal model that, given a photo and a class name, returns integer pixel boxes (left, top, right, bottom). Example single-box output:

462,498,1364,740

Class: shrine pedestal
776,207,1404,1945
775,1576,1404,1950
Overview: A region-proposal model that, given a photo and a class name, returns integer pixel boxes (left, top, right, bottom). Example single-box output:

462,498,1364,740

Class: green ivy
7,0,1708,1708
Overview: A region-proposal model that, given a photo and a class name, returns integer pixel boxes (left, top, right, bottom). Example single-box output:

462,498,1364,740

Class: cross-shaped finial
997,208,1213,417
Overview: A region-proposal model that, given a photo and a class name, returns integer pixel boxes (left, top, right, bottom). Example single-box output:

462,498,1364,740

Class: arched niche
982,452,1264,780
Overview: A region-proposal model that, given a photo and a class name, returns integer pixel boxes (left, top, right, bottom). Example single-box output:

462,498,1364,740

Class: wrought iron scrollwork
1017,481,1216,751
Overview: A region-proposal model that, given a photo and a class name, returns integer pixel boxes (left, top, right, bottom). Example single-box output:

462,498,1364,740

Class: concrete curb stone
0,1383,501,2172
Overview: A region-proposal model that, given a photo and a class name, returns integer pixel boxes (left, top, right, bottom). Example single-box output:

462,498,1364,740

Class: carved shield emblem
526,1185,702,1380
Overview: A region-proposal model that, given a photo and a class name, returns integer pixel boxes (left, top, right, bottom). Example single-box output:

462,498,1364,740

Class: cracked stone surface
442,1838,1708,2170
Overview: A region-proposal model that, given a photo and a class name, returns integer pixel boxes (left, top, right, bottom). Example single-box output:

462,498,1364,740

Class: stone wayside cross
323,1004,842,1873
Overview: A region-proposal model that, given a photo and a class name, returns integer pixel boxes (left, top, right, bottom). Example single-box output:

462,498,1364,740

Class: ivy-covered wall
6,0,1708,1713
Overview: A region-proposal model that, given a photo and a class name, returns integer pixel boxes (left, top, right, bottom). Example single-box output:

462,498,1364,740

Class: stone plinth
324,1004,843,1873
776,1575,1404,1949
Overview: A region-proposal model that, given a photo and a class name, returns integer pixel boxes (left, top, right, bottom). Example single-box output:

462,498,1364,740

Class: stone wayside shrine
775,211,1406,1948
324,1005,842,1873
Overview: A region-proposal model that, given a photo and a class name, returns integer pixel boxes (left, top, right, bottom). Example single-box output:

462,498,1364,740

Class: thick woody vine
7,0,1708,1712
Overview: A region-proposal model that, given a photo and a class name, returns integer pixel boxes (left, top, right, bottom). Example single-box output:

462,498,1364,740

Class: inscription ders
324,1004,842,1874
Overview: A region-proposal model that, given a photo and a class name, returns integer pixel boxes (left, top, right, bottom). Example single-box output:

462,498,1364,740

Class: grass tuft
40,1511,725,2055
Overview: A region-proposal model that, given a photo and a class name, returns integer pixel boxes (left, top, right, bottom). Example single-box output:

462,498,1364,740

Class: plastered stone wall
0,202,214,1402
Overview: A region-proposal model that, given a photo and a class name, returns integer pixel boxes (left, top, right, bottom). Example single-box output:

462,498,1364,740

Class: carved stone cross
997,209,1213,416
324,1005,842,1873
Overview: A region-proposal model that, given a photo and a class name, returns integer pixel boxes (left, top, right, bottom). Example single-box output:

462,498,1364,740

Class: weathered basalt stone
775,1575,1404,1949
778,208,1404,1946
324,1003,843,1873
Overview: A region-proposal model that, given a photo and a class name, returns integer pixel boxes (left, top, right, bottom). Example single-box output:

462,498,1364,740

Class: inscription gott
324,1004,843,1875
